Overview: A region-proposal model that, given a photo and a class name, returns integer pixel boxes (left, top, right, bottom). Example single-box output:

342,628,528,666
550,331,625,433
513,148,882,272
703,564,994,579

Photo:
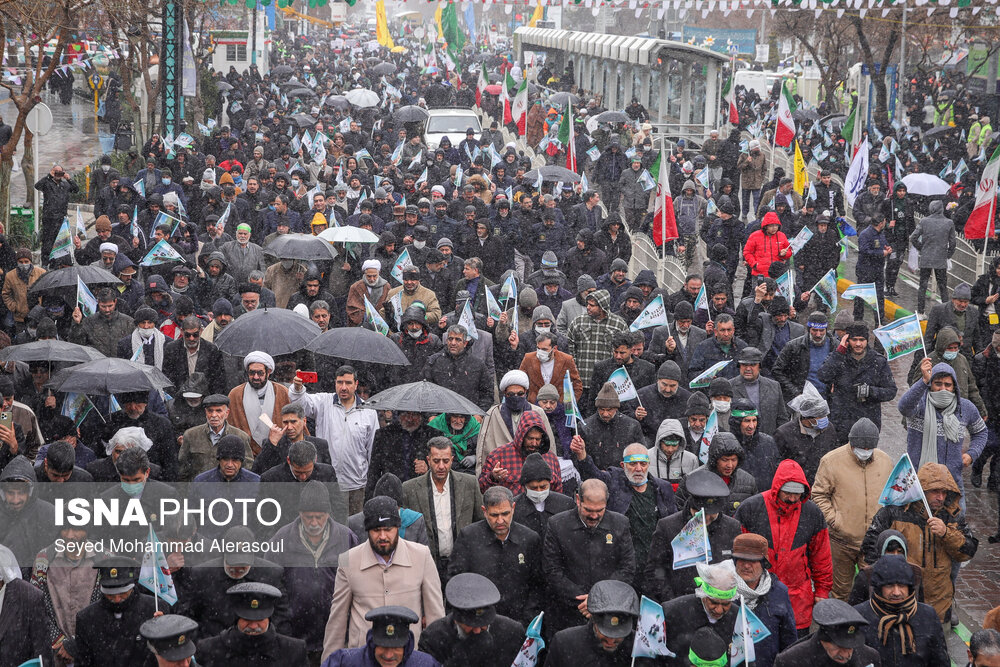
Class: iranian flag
774,81,796,148
558,102,577,172
964,145,1000,239
650,149,678,246
722,74,738,125
512,78,529,136
476,63,488,108
502,72,517,125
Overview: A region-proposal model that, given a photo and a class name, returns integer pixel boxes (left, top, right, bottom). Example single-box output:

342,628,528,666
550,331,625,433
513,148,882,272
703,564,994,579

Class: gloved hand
856,383,870,401
457,455,476,470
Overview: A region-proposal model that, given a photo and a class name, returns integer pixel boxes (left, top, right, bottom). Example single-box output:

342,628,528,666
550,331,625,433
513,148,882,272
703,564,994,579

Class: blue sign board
681,27,757,55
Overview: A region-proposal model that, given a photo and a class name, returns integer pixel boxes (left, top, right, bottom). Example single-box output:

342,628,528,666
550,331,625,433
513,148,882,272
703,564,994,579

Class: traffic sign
26,103,53,136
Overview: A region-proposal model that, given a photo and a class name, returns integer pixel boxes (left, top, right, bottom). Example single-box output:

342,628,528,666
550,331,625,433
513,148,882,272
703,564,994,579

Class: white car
423,108,481,151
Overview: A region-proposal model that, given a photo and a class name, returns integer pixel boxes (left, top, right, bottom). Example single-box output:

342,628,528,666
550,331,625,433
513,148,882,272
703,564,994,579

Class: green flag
441,3,465,60
840,106,857,143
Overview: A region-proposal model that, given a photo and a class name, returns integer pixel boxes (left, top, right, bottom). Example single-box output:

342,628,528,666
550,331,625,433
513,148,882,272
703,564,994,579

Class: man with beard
197,582,307,666
220,223,268,286
322,496,445,658
773,599,880,667
383,266,441,327
347,259,390,326
162,315,226,395
202,298,234,343
366,411,438,495
544,579,639,666
726,399,781,492
477,370,557,471
196,252,238,312
178,394,253,482
226,351,291,456
577,383,645,470
773,311,837,402
69,288,135,358
797,213,841,314
72,557,157,667
102,391,178,481
391,306,444,384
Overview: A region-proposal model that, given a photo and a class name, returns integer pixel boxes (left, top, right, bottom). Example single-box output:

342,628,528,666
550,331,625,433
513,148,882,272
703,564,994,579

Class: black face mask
505,395,527,412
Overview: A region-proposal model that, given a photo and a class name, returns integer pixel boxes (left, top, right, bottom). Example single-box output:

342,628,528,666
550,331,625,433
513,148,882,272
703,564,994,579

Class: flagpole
660,146,667,262
980,183,997,277
740,594,750,663
908,453,934,518
701,509,711,565
150,524,159,614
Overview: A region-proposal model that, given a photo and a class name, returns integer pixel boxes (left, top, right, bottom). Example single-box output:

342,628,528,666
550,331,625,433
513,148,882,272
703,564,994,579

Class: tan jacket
226,381,291,455
812,444,893,548
1,266,45,323
383,284,442,326
177,424,253,482
321,538,445,659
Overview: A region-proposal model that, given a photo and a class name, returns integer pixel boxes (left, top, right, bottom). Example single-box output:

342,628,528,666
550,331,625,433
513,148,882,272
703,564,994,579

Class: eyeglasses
505,391,526,398
183,331,200,339
247,369,267,377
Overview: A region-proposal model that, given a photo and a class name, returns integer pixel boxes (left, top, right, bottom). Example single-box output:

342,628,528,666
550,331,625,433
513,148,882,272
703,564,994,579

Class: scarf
921,388,961,467
242,381,276,445
735,572,773,610
130,328,165,369
870,590,918,654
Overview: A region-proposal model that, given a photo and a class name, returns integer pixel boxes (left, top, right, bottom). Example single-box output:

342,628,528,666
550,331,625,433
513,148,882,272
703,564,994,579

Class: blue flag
731,601,772,666
629,295,667,332
511,612,545,667
632,596,676,658
879,453,927,508
842,282,879,311
138,526,179,605
563,371,585,428
607,367,639,402
810,269,838,312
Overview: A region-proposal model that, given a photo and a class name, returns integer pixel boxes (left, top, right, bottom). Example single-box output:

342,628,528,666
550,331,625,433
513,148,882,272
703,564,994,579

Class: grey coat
219,239,269,284
618,167,649,209
730,375,789,436
909,201,956,269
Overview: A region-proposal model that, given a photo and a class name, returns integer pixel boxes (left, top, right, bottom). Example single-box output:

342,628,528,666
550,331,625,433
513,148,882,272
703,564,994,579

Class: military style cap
95,556,140,594
140,614,199,661
683,469,731,511
365,605,419,648
736,346,763,365
588,580,639,639
813,598,869,649
227,581,282,621
446,573,501,628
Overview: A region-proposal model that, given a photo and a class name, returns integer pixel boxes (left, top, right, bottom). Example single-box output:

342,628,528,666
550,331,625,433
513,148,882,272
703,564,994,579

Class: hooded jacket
728,405,781,491
906,327,986,417
734,459,833,629
910,201,957,270
478,410,563,496
646,420,699,490
390,306,443,383
0,455,58,573
673,180,706,237
743,213,791,277
566,289,629,389
675,432,757,515
861,462,977,620
848,528,924,606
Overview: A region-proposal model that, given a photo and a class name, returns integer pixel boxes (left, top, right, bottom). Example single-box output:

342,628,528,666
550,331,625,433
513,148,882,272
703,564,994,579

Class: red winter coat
734,459,832,629
743,213,791,277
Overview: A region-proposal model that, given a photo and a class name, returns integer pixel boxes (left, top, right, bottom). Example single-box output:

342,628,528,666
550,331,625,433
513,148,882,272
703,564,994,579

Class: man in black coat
419,572,526,667
579,384,645,470
544,579,639,667
447,487,544,625
0,576,52,666
73,556,157,667
643,469,742,602
196,582,307,667
512,453,575,541
542,478,636,634
251,403,331,474
364,412,438,499
772,312,837,403
659,561,741,667
35,165,79,260
591,331,657,405
161,315,227,396
774,598,881,667
101,392,179,481
423,324,493,411
631,361,691,446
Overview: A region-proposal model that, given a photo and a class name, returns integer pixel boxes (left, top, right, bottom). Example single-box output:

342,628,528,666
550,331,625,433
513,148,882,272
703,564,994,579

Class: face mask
929,389,955,407
535,326,551,335
407,329,422,339
942,350,958,361
291,179,300,188
535,349,551,363
121,480,145,497
627,474,649,488
816,416,829,429
161,178,171,185
525,488,549,504
712,400,731,413
137,328,155,340
505,395,528,412
413,240,426,249
17,264,31,276
102,165,111,173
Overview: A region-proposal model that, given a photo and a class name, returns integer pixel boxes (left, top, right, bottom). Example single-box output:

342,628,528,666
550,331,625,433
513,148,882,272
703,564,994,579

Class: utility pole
896,1,907,125
251,0,258,66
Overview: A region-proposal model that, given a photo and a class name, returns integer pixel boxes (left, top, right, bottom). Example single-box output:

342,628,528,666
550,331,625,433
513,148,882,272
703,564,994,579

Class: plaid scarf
870,590,918,654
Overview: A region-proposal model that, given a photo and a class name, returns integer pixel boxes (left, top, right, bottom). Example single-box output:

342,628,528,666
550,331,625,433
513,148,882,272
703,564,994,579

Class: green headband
688,648,728,667
623,453,650,463
731,408,758,418
694,577,737,601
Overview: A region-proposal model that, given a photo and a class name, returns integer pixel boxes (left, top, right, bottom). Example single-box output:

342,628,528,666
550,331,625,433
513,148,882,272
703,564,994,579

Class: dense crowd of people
4,20,1000,667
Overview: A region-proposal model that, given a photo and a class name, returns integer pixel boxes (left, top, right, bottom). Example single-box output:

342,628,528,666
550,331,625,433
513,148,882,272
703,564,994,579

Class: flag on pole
689,360,731,389
502,72,516,124
775,270,793,302
61,393,94,427
774,81,796,147
140,239,184,266
629,295,668,331
811,269,839,311
388,290,404,329
77,277,98,317
840,105,857,144
458,299,479,341
511,613,545,667
721,74,739,124
499,273,518,306
671,508,713,569
694,283,709,312
375,0,395,49
730,602,772,666
793,140,808,195
557,102,577,172
75,206,87,237
879,453,928,509
130,342,144,363
139,526,179,605
632,596,676,659
845,140,871,208
364,297,390,336
563,370,586,428
49,220,73,259
607,367,639,402
485,286,503,320
651,148,678,246
513,78,529,136
873,314,925,361
16,658,43,667
963,145,1000,239
476,62,488,108
841,282,879,311
440,1,465,61
788,225,814,255
699,409,718,463
391,248,413,283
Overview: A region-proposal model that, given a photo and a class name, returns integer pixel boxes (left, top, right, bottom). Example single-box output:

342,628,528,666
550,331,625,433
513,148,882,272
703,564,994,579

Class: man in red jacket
734,459,833,631
743,212,790,278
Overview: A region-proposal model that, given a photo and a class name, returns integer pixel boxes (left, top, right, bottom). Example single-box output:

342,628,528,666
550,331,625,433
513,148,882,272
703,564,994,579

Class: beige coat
321,538,445,659
177,423,253,482
812,444,893,549
382,284,442,326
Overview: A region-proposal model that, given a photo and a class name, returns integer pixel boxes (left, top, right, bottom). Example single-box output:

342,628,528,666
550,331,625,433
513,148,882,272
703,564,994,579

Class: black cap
689,627,729,663
813,598,869,649
140,614,199,661
364,496,402,530
216,435,246,460
203,393,230,407
683,469,731,511
227,582,282,621
365,606,419,647
405,205,418,215
519,452,552,484
446,573,501,628
737,346,763,365
587,580,639,639
95,556,140,594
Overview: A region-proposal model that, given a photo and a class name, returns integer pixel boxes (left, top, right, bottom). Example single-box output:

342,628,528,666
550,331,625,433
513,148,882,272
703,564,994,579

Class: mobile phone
0,412,11,430
296,371,319,384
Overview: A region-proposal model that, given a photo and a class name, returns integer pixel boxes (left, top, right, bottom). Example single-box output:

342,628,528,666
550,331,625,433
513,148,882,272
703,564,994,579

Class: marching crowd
3,22,1000,667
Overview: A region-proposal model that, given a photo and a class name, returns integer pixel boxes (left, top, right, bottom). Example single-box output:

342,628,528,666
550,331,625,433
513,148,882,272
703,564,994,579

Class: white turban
100,242,118,254
243,351,275,372
0,545,20,582
500,370,530,393
293,303,310,319
362,259,381,273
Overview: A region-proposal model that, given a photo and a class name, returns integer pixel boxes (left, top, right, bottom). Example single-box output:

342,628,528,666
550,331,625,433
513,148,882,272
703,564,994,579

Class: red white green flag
722,75,738,125
774,81,796,148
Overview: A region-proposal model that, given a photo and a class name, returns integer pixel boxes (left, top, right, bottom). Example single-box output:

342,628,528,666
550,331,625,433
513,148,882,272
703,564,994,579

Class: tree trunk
21,130,35,208
0,158,12,234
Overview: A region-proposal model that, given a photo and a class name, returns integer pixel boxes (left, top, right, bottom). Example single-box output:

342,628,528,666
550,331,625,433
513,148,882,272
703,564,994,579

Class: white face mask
102,165,111,173
712,399,731,413
853,447,874,461
525,488,549,504
535,326,551,335
413,240,426,249
137,328,155,340
536,349,551,363
291,179,300,188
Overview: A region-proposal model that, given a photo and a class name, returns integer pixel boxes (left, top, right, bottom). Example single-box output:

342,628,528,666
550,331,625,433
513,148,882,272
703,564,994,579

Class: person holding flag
731,533,798,667
544,579,639,666
853,209,890,324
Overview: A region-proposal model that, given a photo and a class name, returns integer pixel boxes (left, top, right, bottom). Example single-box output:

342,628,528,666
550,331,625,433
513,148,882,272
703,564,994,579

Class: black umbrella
372,62,396,75
215,81,234,92
288,88,318,99
364,380,485,415
819,113,846,124
923,125,955,138
262,233,338,261
271,65,294,77
793,108,820,121
324,95,351,110
214,307,322,357
46,358,173,395
548,92,582,107
305,328,411,366
289,113,317,128
523,165,582,183
0,340,105,364
594,110,629,124
28,265,122,298
394,105,430,122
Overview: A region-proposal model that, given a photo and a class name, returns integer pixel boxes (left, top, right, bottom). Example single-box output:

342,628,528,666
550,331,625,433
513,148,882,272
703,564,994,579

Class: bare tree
773,11,854,112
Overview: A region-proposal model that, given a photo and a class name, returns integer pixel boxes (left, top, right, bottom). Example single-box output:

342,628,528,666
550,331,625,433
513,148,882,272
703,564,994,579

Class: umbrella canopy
289,113,317,128
394,105,430,122
271,65,294,77
305,328,411,366
900,173,951,196
215,81,235,92
47,358,173,395
28,265,122,298
483,84,502,95
214,307,322,357
317,227,381,244
793,108,820,121
548,92,582,107
0,340,105,364
923,125,956,138
819,113,846,124
365,380,485,415
523,165,582,183
390,46,408,54
288,88,318,99
372,62,396,75
346,88,380,108
263,233,339,261
594,110,629,124
324,95,351,110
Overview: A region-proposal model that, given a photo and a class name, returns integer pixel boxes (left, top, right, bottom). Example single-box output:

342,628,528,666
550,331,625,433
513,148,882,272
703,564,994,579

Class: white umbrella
345,88,380,108
318,226,381,244
901,173,951,196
